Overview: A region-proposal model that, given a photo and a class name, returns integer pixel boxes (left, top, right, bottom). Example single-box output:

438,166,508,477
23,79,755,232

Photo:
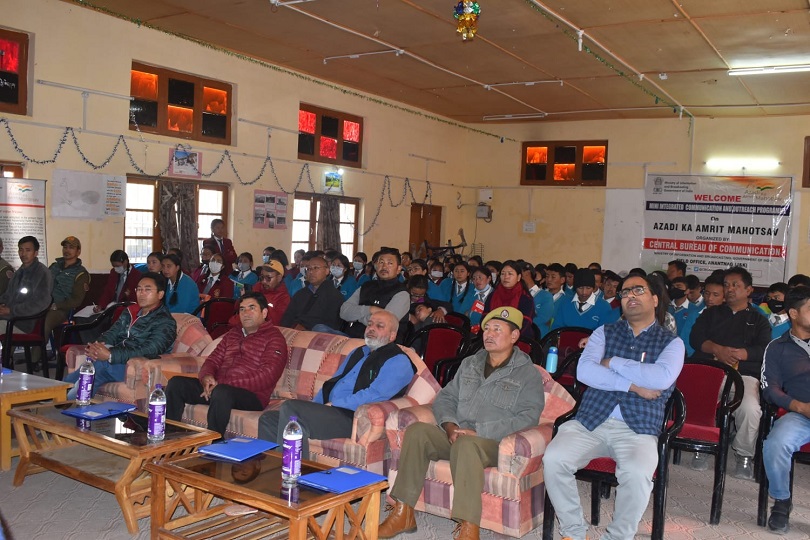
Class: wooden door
409,204,442,259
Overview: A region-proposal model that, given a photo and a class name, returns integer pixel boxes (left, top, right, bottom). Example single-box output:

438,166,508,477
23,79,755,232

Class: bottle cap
290,416,297,421
155,384,163,389
549,346,558,352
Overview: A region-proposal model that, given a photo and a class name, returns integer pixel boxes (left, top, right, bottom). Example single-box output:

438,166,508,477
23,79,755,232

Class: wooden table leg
0,396,11,471
115,458,147,534
11,417,31,486
151,469,167,539
289,516,308,540
363,490,381,540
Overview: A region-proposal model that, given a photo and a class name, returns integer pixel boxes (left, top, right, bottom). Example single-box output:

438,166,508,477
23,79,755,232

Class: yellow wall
2,0,808,276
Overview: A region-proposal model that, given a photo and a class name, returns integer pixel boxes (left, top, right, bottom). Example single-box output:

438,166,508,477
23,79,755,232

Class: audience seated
668,275,700,334
191,246,213,286
765,281,790,339
161,253,200,314
228,260,290,327
551,268,617,331
0,239,15,297
95,249,141,311
0,236,52,334
198,253,234,300
202,218,238,270
280,255,344,330
230,251,259,298
484,260,535,338
329,253,358,300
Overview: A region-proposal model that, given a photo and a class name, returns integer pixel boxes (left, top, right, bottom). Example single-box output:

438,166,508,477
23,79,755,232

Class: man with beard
257,310,414,457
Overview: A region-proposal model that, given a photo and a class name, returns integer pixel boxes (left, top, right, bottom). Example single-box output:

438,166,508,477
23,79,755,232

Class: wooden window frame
292,192,360,255
520,139,608,187
0,161,24,178
803,136,810,188
124,176,229,260
298,103,363,169
129,61,232,145
0,28,29,116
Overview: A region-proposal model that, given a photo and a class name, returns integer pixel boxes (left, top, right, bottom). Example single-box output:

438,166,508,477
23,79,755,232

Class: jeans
64,360,127,400
763,411,810,500
310,324,347,337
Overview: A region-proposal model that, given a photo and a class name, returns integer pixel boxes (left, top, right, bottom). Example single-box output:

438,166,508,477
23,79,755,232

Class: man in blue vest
543,273,685,540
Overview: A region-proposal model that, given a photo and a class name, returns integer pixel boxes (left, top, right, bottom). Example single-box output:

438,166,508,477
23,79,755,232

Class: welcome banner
640,174,792,287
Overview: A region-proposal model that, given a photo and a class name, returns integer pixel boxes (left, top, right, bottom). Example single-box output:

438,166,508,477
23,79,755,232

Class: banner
640,174,792,286
0,178,47,265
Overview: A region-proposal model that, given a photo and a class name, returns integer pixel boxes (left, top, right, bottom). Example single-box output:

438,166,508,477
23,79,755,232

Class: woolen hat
573,268,596,289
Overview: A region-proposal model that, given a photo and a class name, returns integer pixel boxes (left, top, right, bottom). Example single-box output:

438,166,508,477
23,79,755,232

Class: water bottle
76,356,96,405
148,384,167,442
281,416,303,485
545,346,559,374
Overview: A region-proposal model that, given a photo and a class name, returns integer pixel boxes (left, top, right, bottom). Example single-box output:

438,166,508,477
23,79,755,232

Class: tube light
705,158,780,171
728,64,810,76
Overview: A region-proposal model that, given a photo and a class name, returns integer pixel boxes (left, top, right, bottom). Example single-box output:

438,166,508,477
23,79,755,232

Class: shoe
690,452,710,471
378,501,417,538
733,454,754,480
768,498,792,534
452,521,480,540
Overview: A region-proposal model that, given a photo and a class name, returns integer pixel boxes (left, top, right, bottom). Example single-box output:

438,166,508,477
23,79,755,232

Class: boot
378,501,417,538
452,520,480,540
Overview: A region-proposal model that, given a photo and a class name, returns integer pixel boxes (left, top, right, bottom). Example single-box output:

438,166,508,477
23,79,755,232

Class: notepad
61,402,137,420
199,437,278,462
297,466,387,494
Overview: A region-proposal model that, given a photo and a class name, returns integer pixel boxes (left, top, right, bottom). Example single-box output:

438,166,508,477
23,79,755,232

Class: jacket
0,256,14,297
165,273,201,314
198,322,288,406
433,347,545,441
49,257,90,311
281,281,344,330
228,282,290,327
0,259,53,332
100,303,177,364
97,266,141,308
762,331,810,410
202,236,238,269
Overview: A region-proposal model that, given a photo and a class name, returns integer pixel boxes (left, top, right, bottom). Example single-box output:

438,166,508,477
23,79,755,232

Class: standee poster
0,178,47,265
640,174,792,286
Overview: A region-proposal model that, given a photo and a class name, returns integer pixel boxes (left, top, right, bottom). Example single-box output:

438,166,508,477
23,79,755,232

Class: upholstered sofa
385,373,577,538
69,325,442,475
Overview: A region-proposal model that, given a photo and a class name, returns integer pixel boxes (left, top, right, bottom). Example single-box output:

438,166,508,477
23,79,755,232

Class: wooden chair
542,389,686,540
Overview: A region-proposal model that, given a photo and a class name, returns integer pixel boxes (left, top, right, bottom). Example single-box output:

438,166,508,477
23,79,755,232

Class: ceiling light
705,158,780,170
728,64,810,76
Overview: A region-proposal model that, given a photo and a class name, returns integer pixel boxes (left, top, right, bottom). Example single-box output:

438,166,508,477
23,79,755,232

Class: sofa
385,372,577,538
69,324,442,475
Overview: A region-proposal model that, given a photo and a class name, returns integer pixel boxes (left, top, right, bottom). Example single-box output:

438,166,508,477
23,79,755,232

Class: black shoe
768,498,792,535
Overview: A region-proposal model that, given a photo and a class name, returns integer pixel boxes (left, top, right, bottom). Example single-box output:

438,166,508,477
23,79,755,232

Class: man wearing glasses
281,255,344,330
229,260,290,327
543,274,684,540
63,272,177,399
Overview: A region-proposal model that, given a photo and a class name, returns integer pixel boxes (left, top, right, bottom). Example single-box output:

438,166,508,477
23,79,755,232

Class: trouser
63,359,127,400
543,418,658,540
310,324,348,337
165,377,263,437
728,375,761,458
763,411,810,501
389,422,499,525
257,399,354,458
30,309,68,367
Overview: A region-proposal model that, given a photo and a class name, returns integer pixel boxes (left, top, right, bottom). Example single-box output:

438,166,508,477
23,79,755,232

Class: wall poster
0,178,47,265
253,190,288,230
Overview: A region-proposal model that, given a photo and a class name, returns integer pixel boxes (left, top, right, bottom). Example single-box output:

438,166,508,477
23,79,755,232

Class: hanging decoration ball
454,1,481,41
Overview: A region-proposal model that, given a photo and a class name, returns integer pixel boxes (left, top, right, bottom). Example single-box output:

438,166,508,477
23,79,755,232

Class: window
0,28,29,116
0,161,23,178
124,177,228,263
291,193,359,257
298,104,363,168
520,140,608,186
129,62,232,145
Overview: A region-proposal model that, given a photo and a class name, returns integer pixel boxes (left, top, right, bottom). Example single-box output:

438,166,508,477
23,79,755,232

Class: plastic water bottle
281,416,303,485
545,346,559,374
76,356,96,405
148,384,167,442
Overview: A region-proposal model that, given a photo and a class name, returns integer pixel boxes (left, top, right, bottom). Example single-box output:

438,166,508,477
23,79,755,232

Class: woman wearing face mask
429,261,452,299
330,254,358,300
485,260,502,287
192,246,214,287
230,252,259,298
95,250,142,312
484,260,536,338
261,246,275,267
352,252,369,286
161,253,200,314
198,253,234,299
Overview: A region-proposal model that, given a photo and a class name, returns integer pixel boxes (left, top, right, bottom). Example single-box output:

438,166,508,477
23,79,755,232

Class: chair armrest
385,404,437,452
124,354,205,390
64,345,87,374
497,422,554,476
351,396,420,446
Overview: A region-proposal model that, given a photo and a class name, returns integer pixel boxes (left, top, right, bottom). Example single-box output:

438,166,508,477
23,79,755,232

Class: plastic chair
540,326,592,386
756,402,810,526
671,359,743,524
193,297,236,339
405,323,469,375
516,335,545,365
542,389,686,540
1,307,52,375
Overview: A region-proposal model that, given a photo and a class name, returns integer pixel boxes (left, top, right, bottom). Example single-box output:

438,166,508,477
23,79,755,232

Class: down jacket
101,303,177,365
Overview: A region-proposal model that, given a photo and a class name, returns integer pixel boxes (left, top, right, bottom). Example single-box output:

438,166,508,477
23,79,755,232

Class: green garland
69,0,516,142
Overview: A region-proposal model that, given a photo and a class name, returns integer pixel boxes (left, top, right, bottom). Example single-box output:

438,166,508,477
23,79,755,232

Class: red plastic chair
1,307,51,376
541,326,592,387
405,323,468,375
671,359,742,524
443,311,471,334
193,297,236,339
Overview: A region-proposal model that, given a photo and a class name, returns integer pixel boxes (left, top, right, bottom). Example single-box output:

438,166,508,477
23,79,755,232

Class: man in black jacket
280,255,344,330
690,266,771,479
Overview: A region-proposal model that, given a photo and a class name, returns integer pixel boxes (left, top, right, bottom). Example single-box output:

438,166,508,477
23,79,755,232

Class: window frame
124,175,229,262
298,103,363,169
0,28,29,116
129,61,233,145
0,161,24,178
291,192,360,256
520,139,608,187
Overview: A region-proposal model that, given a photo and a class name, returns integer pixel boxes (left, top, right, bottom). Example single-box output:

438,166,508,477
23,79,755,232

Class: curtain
158,181,200,274
316,195,342,251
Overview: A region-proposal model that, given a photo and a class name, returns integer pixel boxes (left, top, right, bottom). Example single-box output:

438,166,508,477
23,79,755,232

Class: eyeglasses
303,265,326,271
260,275,277,282
618,286,648,299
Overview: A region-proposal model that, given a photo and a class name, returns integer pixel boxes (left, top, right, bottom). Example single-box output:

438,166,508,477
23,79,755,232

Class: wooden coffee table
145,451,388,539
9,401,218,533
0,370,72,471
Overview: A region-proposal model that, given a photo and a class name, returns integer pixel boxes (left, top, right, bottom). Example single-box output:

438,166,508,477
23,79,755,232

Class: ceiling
68,0,810,123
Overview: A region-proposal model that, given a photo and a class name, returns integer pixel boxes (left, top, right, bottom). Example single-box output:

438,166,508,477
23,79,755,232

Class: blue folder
199,437,278,462
61,402,137,420
298,466,387,494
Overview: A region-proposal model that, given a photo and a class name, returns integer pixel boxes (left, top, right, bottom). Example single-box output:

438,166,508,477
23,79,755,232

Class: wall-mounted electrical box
476,204,492,219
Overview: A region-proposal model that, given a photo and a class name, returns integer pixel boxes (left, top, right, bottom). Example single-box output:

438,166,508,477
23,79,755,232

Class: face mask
491,272,498,283
262,255,270,264
113,265,126,275
300,266,307,277
430,270,443,279
209,261,223,274
353,261,364,271
238,262,250,272
767,298,785,313
330,266,344,278
669,287,686,300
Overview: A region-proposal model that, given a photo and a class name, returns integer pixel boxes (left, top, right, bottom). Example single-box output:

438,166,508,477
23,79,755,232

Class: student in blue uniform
552,268,618,331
